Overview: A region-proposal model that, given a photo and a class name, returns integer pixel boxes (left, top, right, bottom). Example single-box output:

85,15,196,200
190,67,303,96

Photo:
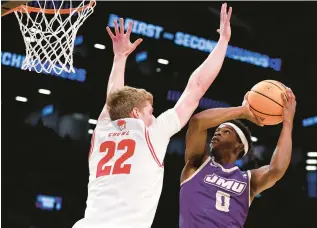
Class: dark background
1,1,317,228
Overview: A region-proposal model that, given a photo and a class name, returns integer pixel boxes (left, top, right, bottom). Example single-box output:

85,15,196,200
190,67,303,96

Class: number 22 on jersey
96,139,136,178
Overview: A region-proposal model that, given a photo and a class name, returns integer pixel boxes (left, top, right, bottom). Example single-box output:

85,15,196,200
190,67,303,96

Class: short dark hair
228,119,252,159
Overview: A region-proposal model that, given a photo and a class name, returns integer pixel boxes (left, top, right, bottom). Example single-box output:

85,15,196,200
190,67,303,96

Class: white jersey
73,108,181,228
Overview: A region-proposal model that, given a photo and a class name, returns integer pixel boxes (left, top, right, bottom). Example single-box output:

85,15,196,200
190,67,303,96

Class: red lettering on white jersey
108,131,130,137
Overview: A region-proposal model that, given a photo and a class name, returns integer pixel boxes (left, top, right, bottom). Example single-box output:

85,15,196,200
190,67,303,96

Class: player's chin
210,146,219,156
211,144,226,157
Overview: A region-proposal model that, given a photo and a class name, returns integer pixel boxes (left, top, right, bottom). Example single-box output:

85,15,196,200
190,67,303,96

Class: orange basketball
247,80,287,125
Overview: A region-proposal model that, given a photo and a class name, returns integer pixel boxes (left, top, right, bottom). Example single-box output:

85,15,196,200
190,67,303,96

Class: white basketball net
14,0,96,74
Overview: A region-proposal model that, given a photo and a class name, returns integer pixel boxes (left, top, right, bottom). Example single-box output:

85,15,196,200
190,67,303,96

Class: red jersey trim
145,128,163,168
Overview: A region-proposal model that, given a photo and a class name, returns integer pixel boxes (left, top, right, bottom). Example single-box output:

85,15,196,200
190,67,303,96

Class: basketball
247,80,287,125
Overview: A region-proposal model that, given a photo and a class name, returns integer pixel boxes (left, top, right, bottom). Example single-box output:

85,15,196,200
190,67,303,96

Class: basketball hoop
11,0,96,74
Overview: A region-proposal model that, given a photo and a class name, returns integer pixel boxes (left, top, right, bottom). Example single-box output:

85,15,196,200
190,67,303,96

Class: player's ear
130,107,139,118
235,143,244,154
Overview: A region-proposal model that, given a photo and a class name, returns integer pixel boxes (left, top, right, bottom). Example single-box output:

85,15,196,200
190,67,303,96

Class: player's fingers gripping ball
247,80,288,125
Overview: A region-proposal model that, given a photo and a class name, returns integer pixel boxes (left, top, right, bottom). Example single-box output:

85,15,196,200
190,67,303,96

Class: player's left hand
216,3,232,42
106,18,143,57
281,88,296,126
241,92,264,127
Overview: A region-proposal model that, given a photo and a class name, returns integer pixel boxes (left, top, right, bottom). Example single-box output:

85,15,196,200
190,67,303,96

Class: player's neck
213,155,236,166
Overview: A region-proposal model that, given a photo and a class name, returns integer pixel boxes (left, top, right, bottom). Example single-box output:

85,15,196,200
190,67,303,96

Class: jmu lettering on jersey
204,174,247,195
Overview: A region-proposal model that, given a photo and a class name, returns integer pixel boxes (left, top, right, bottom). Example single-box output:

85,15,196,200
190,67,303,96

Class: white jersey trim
210,157,239,173
247,170,252,207
180,157,211,186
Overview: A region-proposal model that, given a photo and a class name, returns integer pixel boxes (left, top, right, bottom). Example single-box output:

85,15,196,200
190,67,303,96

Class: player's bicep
152,108,181,138
185,118,208,164
250,165,278,196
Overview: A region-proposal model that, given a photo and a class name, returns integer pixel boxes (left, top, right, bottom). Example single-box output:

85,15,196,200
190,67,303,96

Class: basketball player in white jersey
73,3,232,228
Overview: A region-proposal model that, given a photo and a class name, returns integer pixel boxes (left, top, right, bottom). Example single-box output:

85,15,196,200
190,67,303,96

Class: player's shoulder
148,108,177,127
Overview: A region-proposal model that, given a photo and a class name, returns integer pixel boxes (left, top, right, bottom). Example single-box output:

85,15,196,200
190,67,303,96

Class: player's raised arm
98,18,143,121
250,88,296,198
174,3,232,128
185,93,264,164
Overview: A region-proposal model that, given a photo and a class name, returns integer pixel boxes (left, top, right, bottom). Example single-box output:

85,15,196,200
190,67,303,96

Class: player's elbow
187,76,208,99
268,167,286,184
189,115,203,131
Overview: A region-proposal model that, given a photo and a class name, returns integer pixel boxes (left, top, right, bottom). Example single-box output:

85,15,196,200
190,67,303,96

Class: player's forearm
106,55,127,99
174,38,229,127
189,38,228,99
185,106,243,162
192,106,245,131
269,122,293,180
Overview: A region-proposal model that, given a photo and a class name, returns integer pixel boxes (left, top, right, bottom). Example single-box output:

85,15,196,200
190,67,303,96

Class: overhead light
157,59,169,65
136,51,148,62
94,43,106,50
302,116,317,127
88,119,98,124
74,35,84,46
15,96,28,102
306,166,317,171
306,159,317,165
38,89,51,95
88,129,94,134
251,136,258,142
307,152,317,157
42,105,54,117
156,68,161,72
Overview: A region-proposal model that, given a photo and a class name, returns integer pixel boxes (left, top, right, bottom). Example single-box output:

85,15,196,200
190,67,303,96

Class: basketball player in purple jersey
180,88,296,228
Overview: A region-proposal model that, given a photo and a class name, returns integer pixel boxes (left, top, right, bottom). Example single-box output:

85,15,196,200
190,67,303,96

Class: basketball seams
250,90,283,107
264,80,285,92
249,104,282,116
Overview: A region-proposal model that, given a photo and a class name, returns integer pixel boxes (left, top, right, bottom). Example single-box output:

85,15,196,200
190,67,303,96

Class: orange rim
7,0,95,15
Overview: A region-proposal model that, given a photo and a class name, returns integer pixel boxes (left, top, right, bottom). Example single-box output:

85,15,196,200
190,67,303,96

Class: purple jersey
180,156,251,228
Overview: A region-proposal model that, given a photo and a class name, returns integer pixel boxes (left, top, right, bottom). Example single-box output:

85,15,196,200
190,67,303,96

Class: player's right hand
241,92,264,127
106,18,143,57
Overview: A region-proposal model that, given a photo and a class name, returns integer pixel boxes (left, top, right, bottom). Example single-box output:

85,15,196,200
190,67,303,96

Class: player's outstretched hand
216,3,232,42
281,88,296,126
106,18,143,57
241,92,264,127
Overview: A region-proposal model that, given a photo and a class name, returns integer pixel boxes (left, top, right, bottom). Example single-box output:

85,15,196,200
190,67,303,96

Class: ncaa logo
117,119,126,130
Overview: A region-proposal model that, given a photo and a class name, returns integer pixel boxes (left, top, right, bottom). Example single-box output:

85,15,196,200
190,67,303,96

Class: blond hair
107,86,153,121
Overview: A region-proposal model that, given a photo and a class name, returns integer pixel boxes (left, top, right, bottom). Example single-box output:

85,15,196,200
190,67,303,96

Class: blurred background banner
1,1,317,228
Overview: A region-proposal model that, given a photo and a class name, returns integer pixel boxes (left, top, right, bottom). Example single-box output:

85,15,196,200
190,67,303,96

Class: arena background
1,1,317,228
